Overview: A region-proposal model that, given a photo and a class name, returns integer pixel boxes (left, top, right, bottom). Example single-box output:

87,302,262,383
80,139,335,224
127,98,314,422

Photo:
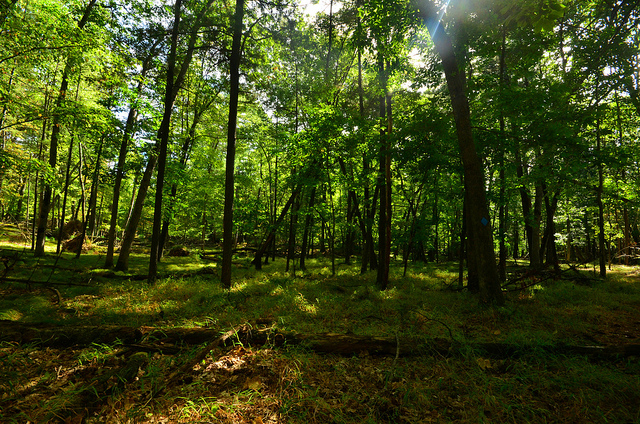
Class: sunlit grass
0,309,23,320
2,242,640,423
2,244,639,350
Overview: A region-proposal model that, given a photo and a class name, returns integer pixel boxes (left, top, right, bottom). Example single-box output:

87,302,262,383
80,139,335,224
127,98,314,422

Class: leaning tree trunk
117,0,214,274
35,62,71,257
252,190,299,270
115,156,157,272
148,0,186,284
104,55,156,268
421,6,504,304
158,97,212,260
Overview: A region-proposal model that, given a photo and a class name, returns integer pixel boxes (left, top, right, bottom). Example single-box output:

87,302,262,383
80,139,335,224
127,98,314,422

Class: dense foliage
1,0,639,292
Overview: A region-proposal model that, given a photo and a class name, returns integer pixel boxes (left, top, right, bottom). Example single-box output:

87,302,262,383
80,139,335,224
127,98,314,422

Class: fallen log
2,321,639,360
0,321,220,347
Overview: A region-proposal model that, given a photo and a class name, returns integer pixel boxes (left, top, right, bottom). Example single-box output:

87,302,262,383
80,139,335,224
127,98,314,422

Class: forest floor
1,229,640,423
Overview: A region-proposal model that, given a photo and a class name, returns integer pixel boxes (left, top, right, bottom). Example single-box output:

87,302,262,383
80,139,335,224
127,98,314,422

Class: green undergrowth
1,243,640,422
2,245,638,348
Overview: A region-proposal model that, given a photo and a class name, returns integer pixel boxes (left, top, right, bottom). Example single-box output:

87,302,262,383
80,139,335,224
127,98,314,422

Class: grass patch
1,243,640,422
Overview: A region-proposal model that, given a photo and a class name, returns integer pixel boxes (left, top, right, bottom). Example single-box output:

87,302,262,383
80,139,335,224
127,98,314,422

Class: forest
1,0,640,422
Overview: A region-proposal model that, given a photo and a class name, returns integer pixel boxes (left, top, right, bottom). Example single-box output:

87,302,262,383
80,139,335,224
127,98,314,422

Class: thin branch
0,44,84,65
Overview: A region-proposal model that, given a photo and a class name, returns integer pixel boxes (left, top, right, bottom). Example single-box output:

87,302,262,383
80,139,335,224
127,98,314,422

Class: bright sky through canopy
301,0,342,18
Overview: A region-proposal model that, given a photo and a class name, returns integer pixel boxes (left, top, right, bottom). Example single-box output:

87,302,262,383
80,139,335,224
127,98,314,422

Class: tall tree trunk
498,28,507,282
530,184,543,269
56,134,75,254
149,0,185,284
376,57,391,291
327,167,337,276
299,186,316,271
334,156,361,267
422,7,504,304
25,172,31,229
115,156,157,271
117,0,213,274
78,143,87,228
56,74,83,253
285,191,299,273
35,63,71,256
513,222,519,260
221,0,245,289
14,178,25,221
542,187,560,272
464,189,479,293
94,190,104,238
623,206,630,265
123,174,138,237
105,51,157,268
458,195,466,289
595,92,606,278
34,0,97,257
344,188,354,265
76,140,102,259
565,218,572,262
432,173,439,263
32,124,47,250
355,0,375,274
158,99,209,259
515,143,533,259
252,190,299,270
401,183,425,277
367,186,379,271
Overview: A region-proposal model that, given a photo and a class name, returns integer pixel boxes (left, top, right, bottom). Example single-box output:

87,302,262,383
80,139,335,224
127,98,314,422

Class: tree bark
148,0,186,284
105,48,158,268
115,156,157,271
595,89,606,278
117,0,214,274
158,97,211,260
285,191,299,272
221,0,245,288
541,186,560,271
299,186,316,271
376,57,391,291
515,142,533,261
75,140,102,259
252,189,299,270
56,134,76,254
458,195,466,289
498,28,507,282
419,5,503,304
530,184,543,269
34,0,97,257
